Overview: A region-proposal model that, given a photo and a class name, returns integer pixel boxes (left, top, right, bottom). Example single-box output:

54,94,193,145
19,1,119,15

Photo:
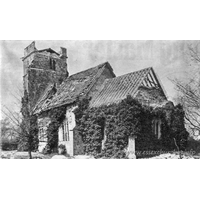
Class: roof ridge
68,61,108,79
107,67,152,81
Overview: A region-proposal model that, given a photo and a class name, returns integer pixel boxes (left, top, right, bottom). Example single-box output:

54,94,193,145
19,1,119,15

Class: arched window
61,119,69,141
101,119,106,150
153,119,161,139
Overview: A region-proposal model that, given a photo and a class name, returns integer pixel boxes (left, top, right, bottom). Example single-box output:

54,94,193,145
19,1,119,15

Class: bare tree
1,86,23,143
1,86,39,159
172,42,200,137
1,116,19,152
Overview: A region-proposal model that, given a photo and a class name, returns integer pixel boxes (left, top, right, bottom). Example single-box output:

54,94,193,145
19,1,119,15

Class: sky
0,40,199,118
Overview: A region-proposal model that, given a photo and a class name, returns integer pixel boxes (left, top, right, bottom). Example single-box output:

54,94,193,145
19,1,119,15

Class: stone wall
27,69,56,110
32,52,68,78
37,105,85,156
24,41,36,57
136,86,167,105
23,50,68,110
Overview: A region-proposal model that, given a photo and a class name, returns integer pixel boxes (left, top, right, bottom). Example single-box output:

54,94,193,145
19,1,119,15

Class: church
22,41,175,157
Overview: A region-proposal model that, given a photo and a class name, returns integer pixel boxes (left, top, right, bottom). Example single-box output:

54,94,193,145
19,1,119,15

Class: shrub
1,139,18,151
186,137,200,154
58,144,67,155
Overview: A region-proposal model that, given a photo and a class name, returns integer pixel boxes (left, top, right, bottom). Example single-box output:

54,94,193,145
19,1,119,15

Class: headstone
127,136,136,159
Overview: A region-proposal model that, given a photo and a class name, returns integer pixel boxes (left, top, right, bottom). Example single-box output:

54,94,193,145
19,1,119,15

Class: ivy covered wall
74,96,189,158
29,95,188,157
42,106,66,153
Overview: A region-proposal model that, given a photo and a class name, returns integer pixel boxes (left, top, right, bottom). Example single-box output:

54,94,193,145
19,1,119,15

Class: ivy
74,95,188,158
19,90,39,157
171,104,189,151
44,106,66,153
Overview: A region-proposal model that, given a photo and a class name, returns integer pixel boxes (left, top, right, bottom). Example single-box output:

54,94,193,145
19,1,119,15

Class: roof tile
90,67,152,107
33,62,111,114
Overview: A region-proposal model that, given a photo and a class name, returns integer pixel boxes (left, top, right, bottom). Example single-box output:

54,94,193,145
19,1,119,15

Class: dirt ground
1,151,52,159
1,150,200,159
148,152,200,159
1,151,92,159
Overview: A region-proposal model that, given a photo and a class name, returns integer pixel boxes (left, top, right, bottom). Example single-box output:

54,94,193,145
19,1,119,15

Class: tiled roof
32,83,56,114
33,62,114,114
90,67,163,107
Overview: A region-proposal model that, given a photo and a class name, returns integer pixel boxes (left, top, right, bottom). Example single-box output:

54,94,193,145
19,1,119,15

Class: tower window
50,58,56,71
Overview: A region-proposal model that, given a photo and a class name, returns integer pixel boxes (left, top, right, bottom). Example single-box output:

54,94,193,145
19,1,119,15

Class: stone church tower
22,41,68,111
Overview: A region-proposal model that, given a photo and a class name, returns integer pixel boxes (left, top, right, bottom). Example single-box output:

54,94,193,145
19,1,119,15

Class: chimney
60,47,67,59
24,41,37,57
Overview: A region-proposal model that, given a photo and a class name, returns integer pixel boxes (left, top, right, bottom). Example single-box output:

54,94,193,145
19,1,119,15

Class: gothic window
61,120,69,141
101,120,106,150
153,119,161,139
